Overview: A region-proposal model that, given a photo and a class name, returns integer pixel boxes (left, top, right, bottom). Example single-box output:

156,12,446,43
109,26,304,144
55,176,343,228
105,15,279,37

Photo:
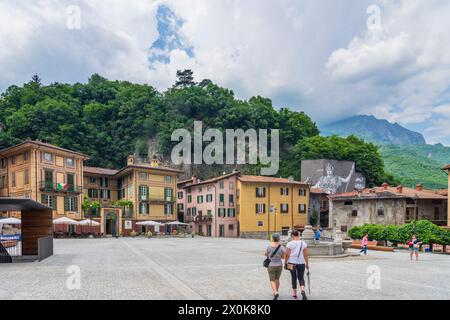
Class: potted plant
147,231,153,238
130,230,138,238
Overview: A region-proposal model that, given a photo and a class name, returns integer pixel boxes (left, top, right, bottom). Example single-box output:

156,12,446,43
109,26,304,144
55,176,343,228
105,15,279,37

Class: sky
1,0,450,144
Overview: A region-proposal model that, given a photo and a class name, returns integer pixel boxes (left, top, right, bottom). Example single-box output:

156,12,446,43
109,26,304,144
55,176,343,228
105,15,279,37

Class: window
256,204,266,214
227,208,236,217
377,208,385,217
65,196,77,212
187,195,192,203
41,195,56,210
298,204,306,214
177,204,184,212
341,225,348,233
434,207,440,221
23,151,30,161
164,204,173,215
24,169,30,185
344,201,353,206
281,204,289,213
165,176,172,183
66,157,74,167
229,194,234,206
281,188,289,196
88,189,98,198
229,182,235,190
139,202,149,215
351,210,358,217
219,194,225,206
197,187,202,193
218,208,225,217
299,189,307,196
282,227,290,236
256,187,266,198
228,224,234,231
43,152,53,162
257,221,264,227
140,172,148,180
219,181,224,189
178,192,184,199
100,189,111,199
197,195,204,204
206,194,213,203
11,155,16,165
0,175,6,188
89,177,96,184
11,172,16,187
165,188,173,201
0,159,6,168
67,173,74,187
139,186,149,200
100,177,109,188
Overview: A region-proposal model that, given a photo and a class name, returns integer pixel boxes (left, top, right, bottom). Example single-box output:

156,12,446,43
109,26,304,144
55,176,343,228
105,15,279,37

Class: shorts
267,266,283,281
409,247,419,252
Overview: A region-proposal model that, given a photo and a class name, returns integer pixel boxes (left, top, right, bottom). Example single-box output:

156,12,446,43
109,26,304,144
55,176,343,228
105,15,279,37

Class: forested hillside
0,71,393,186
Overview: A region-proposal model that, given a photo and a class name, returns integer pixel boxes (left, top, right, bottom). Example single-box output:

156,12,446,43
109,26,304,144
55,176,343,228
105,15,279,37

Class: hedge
348,220,450,245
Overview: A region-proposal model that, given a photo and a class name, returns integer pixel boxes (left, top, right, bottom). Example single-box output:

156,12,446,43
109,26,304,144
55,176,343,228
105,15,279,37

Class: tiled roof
115,164,183,176
310,188,327,194
238,175,308,186
181,172,240,188
0,140,89,158
84,166,118,176
331,185,447,201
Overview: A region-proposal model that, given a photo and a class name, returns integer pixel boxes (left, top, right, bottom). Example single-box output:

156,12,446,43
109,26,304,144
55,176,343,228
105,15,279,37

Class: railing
39,181,83,193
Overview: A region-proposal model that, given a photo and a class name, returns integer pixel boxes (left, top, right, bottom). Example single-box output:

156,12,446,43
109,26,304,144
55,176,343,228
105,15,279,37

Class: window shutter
41,194,46,204
64,197,68,211
74,197,78,212
255,204,258,213
53,196,57,210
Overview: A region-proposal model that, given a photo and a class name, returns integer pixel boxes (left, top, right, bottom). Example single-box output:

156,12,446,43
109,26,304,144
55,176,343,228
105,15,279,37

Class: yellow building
236,175,309,239
83,155,182,236
0,140,88,220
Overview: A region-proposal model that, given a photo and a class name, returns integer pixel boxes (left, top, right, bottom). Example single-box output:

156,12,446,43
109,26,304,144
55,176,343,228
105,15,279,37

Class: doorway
219,224,225,237
105,212,117,236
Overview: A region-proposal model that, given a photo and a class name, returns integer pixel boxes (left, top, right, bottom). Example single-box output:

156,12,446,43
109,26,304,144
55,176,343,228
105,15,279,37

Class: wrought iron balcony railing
39,181,83,194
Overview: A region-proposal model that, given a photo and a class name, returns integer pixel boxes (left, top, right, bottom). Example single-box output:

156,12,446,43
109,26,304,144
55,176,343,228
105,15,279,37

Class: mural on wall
302,159,366,195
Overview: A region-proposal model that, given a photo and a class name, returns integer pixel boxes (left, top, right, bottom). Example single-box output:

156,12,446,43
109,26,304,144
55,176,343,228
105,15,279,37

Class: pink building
177,172,239,237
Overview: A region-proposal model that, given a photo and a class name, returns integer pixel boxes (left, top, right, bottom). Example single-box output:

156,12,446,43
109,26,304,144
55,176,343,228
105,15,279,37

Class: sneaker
292,295,298,299
273,293,279,301
301,291,308,301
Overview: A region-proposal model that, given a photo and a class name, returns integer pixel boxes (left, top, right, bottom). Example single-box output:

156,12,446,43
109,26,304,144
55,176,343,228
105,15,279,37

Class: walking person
264,233,286,300
285,230,309,300
360,233,369,256
408,234,422,261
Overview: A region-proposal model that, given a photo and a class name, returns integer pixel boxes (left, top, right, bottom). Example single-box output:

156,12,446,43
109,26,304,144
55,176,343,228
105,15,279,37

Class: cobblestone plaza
1,238,450,300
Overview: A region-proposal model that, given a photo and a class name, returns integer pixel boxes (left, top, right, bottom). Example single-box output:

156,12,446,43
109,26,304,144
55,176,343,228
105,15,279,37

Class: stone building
329,183,448,236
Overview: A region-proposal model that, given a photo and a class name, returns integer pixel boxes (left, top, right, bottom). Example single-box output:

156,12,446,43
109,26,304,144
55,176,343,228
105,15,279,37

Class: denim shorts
409,247,419,252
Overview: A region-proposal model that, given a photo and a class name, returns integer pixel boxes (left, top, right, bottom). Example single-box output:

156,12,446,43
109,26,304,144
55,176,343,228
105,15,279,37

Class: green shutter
41,194,46,205
74,197,78,212
53,196,57,210
64,196,68,211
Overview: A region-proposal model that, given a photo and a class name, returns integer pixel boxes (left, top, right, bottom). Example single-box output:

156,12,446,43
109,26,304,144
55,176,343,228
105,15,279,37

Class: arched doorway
105,211,118,236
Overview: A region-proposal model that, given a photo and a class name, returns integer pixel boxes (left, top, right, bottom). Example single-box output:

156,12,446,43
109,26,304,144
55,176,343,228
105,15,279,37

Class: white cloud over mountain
1,0,450,144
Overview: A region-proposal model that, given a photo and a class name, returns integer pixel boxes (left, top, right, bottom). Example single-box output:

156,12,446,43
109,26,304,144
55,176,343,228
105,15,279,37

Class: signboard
124,221,132,230
0,234,21,241
155,225,160,233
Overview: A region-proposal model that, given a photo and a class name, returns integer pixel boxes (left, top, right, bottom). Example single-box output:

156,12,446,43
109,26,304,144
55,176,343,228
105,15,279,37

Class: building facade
237,176,309,239
177,172,239,237
0,141,87,222
444,165,450,227
329,183,448,236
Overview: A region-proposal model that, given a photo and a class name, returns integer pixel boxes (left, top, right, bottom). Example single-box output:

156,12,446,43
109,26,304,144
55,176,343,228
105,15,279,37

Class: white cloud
1,0,450,144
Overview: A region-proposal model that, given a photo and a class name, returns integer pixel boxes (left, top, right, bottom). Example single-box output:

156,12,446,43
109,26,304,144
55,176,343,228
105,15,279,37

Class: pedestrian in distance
285,230,309,300
408,234,422,261
360,233,369,256
264,233,286,300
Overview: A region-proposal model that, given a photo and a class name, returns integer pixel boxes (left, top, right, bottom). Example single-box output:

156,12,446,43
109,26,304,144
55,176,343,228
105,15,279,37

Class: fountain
299,225,350,257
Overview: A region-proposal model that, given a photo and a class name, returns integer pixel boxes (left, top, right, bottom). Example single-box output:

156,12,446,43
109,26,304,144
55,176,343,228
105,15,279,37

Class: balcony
39,181,82,194
138,195,176,203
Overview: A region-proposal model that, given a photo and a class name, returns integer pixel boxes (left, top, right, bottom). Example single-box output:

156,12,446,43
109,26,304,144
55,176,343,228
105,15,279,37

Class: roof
0,140,89,159
115,164,183,176
180,172,240,189
84,166,119,176
238,175,308,186
310,188,328,195
0,198,52,211
331,185,448,201
442,164,450,171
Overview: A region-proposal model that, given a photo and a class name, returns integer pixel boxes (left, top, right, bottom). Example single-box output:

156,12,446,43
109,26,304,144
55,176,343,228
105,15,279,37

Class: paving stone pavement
1,237,449,300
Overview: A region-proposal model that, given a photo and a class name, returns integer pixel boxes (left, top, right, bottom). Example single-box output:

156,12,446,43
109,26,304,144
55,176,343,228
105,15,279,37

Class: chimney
127,155,135,166
396,185,403,194
288,176,295,183
150,157,159,168
382,183,389,190
416,184,424,192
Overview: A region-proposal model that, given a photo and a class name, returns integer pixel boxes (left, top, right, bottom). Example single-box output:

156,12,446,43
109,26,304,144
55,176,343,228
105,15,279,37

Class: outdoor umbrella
0,218,21,225
53,217,79,236
166,221,189,234
136,221,165,233
79,219,100,235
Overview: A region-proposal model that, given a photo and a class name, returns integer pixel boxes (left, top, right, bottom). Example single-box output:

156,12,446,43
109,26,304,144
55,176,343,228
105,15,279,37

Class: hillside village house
0,141,181,236
236,175,309,239
177,171,240,237
329,183,448,236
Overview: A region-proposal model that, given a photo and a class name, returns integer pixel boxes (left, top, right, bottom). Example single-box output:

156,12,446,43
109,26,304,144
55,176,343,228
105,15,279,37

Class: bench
351,240,394,252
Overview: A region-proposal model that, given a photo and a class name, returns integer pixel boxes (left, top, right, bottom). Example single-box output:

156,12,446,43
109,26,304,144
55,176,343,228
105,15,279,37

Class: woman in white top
285,230,309,300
